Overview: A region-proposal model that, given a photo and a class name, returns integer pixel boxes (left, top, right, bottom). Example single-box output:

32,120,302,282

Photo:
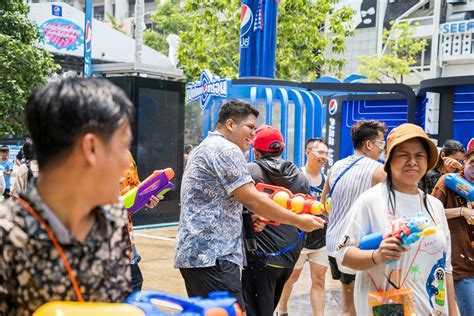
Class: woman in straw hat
335,123,457,315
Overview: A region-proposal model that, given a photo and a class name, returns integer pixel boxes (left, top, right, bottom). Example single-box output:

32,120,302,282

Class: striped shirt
326,155,381,256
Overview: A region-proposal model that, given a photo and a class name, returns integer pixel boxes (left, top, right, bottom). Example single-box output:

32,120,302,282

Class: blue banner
83,0,92,77
239,0,279,78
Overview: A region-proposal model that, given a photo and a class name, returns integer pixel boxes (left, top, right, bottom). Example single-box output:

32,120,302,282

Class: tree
410,264,420,282
0,1,59,137
358,22,427,83
143,0,191,55
175,0,354,81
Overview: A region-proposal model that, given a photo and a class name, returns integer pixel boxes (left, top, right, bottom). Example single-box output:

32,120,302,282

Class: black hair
216,100,259,126
255,142,284,158
22,139,36,161
351,120,387,150
305,137,328,150
24,77,135,169
184,144,194,155
433,139,465,170
385,137,434,222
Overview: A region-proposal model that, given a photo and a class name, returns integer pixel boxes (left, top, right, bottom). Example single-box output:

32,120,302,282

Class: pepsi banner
83,0,92,77
239,0,279,78
325,97,343,167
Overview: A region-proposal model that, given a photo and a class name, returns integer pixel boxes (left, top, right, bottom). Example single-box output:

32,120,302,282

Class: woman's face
464,155,474,183
390,138,428,188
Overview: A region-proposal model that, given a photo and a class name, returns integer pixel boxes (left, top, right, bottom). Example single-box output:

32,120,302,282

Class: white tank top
326,155,382,256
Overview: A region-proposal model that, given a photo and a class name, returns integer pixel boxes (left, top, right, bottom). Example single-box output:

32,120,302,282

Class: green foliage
143,0,191,55
175,0,354,81
277,0,354,81
107,13,126,34
358,22,427,83
0,1,59,137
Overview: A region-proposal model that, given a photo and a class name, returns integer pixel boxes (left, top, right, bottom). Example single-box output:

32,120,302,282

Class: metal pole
135,0,145,64
83,0,93,77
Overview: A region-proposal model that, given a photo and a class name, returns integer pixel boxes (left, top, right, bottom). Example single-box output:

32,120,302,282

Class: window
94,5,105,21
412,38,432,71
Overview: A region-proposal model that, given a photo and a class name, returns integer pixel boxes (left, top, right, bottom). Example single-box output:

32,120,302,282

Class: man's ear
366,140,372,152
224,118,235,132
81,133,99,166
440,152,446,159
253,148,259,158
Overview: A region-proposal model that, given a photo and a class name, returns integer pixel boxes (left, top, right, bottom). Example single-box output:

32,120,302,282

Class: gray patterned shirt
174,132,253,268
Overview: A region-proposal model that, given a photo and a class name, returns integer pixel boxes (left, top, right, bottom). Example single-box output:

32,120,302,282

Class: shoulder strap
329,156,364,197
15,198,84,302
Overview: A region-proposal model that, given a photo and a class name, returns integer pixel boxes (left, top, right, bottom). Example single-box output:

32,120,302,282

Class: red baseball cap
251,125,285,152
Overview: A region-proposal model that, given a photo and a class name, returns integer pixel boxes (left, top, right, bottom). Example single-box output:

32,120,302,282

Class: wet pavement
135,227,343,315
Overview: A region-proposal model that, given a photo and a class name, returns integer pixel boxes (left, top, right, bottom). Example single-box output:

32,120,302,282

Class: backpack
25,160,34,187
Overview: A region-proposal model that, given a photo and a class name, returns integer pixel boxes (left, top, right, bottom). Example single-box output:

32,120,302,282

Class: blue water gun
126,291,242,316
34,291,242,316
359,213,436,264
445,173,474,202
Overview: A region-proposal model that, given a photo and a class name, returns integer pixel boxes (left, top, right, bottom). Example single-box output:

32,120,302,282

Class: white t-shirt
336,183,452,316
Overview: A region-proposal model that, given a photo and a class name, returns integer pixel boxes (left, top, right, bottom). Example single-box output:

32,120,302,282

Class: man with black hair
175,100,324,313
321,119,387,316
241,125,313,316
0,78,134,315
279,138,330,316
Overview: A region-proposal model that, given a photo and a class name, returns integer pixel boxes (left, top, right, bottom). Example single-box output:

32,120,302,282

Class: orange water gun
255,183,325,226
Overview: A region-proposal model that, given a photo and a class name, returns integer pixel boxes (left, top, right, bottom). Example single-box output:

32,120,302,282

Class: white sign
441,21,474,35
186,70,230,110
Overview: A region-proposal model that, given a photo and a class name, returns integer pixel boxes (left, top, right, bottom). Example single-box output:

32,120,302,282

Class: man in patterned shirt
0,78,134,315
175,100,324,312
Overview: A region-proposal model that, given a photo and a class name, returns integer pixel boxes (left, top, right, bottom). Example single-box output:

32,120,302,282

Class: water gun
309,185,330,212
122,168,175,214
445,173,474,204
126,290,242,316
255,183,325,226
359,213,436,264
34,291,242,316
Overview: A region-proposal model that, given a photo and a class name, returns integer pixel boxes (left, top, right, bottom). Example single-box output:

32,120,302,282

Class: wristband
371,250,378,265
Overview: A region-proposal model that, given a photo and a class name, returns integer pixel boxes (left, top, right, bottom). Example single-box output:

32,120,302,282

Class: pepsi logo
240,4,253,37
203,83,207,93
85,21,92,52
468,137,474,151
328,99,338,115
54,6,60,12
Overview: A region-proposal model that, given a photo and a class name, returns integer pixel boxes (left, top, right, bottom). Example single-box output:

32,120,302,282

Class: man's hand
146,195,163,208
251,215,267,233
294,214,325,232
373,237,407,264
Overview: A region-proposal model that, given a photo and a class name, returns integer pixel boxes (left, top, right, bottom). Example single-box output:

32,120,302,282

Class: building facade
333,0,474,86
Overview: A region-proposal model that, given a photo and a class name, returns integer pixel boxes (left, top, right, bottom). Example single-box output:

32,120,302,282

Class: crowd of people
0,77,472,316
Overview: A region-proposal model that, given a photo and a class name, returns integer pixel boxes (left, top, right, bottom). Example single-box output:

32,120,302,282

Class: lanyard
16,198,85,302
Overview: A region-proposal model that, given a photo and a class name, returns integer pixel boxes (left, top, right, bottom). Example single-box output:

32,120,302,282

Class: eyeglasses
310,149,329,156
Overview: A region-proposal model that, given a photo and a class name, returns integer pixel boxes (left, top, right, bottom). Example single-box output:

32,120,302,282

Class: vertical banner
239,0,279,78
325,97,342,167
83,0,92,77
